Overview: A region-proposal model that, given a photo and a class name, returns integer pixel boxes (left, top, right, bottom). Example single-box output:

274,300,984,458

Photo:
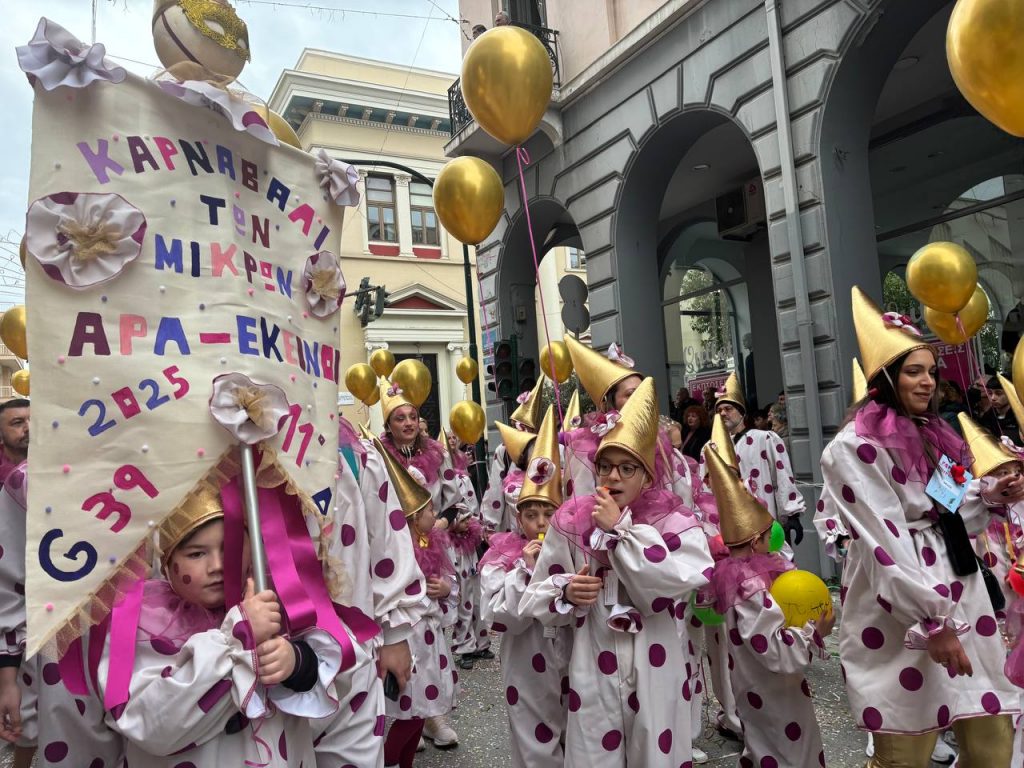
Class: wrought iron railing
448,22,561,138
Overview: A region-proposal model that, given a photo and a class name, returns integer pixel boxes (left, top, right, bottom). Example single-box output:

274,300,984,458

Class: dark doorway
394,352,440,438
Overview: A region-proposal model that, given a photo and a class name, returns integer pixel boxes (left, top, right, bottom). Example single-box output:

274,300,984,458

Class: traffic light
489,339,517,401
353,277,371,313
518,356,537,393
373,286,389,319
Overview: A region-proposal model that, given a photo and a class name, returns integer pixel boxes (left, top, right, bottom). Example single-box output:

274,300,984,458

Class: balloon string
515,145,564,425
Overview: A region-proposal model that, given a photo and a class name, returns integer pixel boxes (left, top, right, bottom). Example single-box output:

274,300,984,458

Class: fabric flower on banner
302,251,346,318
26,192,146,288
527,457,555,486
16,18,126,91
155,78,278,146
209,373,290,445
605,342,635,369
591,410,621,438
387,384,403,398
315,150,361,207
881,312,923,337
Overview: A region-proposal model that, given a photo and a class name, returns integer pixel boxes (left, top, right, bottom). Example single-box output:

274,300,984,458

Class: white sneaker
865,732,874,758
423,715,459,748
931,737,957,764
691,745,709,764
416,737,426,752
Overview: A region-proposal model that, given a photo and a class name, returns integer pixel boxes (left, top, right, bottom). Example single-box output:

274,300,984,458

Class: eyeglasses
595,459,641,479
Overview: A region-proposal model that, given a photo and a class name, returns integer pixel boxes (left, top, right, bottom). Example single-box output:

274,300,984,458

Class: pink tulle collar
411,527,454,580
479,531,529,572
380,433,445,484
710,552,794,613
450,517,483,555
138,579,225,652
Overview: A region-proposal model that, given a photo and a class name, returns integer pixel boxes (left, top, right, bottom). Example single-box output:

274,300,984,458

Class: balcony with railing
447,22,561,151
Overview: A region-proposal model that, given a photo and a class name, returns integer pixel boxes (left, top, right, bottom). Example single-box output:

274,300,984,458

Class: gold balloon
450,400,485,444
923,286,990,344
344,363,377,403
540,341,573,383
460,26,554,146
18,238,26,269
0,306,27,361
433,157,504,246
947,0,1024,137
906,241,978,313
254,105,302,149
391,359,432,408
370,348,396,378
769,570,832,628
1013,336,1024,404
10,370,28,397
456,357,479,384
363,386,380,407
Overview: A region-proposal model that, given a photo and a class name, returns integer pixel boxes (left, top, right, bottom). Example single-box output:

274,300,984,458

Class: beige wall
297,51,453,95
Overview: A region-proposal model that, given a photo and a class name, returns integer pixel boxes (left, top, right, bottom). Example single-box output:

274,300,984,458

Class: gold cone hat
597,377,658,478
438,426,452,453
563,389,582,428
379,379,415,424
852,358,868,403
517,406,563,509
564,334,635,406
159,479,224,565
706,413,739,472
716,372,746,413
369,435,431,518
510,376,544,431
958,412,1019,478
998,374,1024,434
852,286,932,382
495,420,537,466
705,445,775,547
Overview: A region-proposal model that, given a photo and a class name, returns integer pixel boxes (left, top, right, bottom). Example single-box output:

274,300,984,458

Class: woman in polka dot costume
819,288,1024,766
520,378,714,766
480,406,572,768
705,446,834,768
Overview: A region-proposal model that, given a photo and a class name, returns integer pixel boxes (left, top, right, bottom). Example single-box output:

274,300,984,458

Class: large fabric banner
23,70,345,657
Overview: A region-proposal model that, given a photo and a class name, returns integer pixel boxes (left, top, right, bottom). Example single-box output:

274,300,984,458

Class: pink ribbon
102,579,144,709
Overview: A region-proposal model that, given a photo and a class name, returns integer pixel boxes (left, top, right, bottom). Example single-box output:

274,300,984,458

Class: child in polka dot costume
705,447,833,768
521,378,713,766
480,406,572,768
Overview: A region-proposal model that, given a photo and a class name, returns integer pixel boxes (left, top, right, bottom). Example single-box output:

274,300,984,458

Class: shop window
367,175,397,243
410,181,439,246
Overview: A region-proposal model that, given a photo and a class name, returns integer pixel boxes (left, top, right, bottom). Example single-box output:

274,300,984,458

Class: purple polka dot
937,705,950,727
425,684,439,700
729,628,743,646
340,524,357,546
399,694,412,711
42,663,61,685
841,485,856,503
601,730,622,751
652,597,672,613
983,551,998,568
801,679,812,697
643,545,666,563
424,629,435,645
862,707,883,730
933,584,950,598
374,715,386,736
750,634,768,654
568,688,581,711
761,759,779,768
198,679,231,713
151,636,179,655
443,469,456,481
861,627,884,650
506,686,519,705
535,723,554,743
658,729,672,754
598,651,617,674
663,532,681,551
439,654,448,670
764,484,774,494
857,444,877,464
921,547,936,566
43,742,68,762
75,699,87,716
750,468,761,479
627,691,640,712
378,483,388,502
982,692,1001,714
876,595,893,613
873,547,895,566
405,580,422,595
884,519,900,538
279,731,288,760
374,558,395,578
891,465,907,485
899,667,923,691
747,691,763,709
389,509,407,532
950,581,963,603
785,722,801,741
532,653,546,673
548,563,565,576
649,643,666,667
977,615,998,636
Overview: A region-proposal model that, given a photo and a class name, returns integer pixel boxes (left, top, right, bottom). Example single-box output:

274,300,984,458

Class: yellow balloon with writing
455,357,479,385
906,242,977,314
947,0,1024,137
433,157,504,246
0,306,27,361
11,370,29,396
344,363,377,403
450,400,485,444
392,359,432,408
769,570,832,628
370,348,396,378
540,341,573,383
924,286,989,345
460,26,554,146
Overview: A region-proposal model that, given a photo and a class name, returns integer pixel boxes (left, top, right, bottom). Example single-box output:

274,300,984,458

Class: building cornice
300,111,449,138
269,69,449,116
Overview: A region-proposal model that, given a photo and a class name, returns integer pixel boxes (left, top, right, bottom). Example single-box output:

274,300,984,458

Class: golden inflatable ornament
540,340,573,384
253,104,301,149
923,285,989,344
363,386,380,407
11,370,29,397
370,348,396,378
433,157,504,246
947,0,1024,137
344,363,377,403
905,241,978,314
1013,337,1024,404
455,357,479,385
18,238,26,270
152,0,250,84
450,400,485,444
460,25,554,146
0,306,27,361
769,570,832,628
391,359,432,408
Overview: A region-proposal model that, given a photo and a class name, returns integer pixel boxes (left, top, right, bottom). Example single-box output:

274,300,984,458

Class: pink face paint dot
62,465,70,474
289,374,297,382
57,356,65,364
247,288,254,296
196,448,205,458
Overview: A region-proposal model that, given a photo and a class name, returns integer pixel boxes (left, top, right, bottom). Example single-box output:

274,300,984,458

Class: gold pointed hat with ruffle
705,445,775,547
852,286,933,382
564,334,636,406
369,434,431,518
495,420,538,465
596,376,658,478
517,406,563,509
563,389,582,429
705,413,739,472
510,376,544,431
159,479,224,566
852,358,868,403
998,374,1024,433
716,372,746,413
379,379,415,424
958,412,1021,478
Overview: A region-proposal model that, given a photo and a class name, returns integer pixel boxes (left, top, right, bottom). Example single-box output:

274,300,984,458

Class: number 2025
78,366,190,437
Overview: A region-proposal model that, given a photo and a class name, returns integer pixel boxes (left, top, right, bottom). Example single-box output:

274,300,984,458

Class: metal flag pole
239,443,268,592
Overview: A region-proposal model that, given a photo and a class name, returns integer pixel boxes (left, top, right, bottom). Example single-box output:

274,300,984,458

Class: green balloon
769,520,785,552
690,593,724,626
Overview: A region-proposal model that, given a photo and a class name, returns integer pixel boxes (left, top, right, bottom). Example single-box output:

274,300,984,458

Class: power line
234,0,456,21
